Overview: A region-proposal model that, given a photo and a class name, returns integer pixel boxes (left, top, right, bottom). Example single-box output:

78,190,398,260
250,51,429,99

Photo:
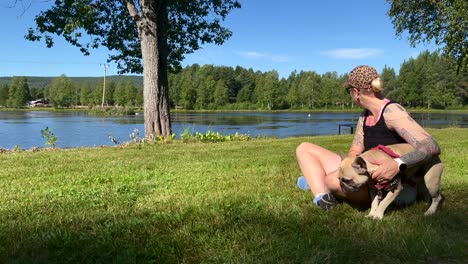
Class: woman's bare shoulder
383,103,410,121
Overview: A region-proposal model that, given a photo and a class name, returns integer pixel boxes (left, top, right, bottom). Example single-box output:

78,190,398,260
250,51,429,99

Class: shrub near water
180,129,251,143
40,127,58,148
0,128,466,263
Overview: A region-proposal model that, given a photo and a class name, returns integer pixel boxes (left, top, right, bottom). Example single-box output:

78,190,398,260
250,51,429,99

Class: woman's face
346,85,372,106
346,87,362,105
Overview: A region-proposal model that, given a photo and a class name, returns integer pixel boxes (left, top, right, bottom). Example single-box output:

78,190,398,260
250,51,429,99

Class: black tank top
363,101,406,151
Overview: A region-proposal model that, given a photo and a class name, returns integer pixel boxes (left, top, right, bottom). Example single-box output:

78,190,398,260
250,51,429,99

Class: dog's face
338,156,370,193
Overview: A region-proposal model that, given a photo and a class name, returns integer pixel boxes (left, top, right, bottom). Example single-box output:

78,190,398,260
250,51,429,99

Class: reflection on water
0,111,466,149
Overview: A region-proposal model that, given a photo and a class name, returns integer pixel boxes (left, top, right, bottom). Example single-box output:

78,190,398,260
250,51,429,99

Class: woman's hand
369,159,399,183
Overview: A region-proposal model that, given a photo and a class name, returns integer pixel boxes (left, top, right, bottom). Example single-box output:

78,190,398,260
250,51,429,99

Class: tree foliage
0,84,9,107
7,77,30,108
396,51,467,108
1,52,466,110
47,75,75,107
387,0,468,70
26,0,241,74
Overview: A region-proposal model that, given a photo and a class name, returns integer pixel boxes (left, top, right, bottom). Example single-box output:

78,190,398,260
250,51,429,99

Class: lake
0,110,466,149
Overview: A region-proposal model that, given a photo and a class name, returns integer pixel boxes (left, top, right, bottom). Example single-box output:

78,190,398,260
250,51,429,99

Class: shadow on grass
0,194,466,264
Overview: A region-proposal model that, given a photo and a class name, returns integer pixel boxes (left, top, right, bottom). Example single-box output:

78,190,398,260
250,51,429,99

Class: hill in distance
0,75,144,88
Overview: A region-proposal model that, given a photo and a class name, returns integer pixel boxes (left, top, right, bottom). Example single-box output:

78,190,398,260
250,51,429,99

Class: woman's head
342,65,383,93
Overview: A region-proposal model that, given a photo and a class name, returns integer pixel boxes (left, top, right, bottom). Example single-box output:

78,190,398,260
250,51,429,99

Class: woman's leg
296,142,341,196
296,142,370,208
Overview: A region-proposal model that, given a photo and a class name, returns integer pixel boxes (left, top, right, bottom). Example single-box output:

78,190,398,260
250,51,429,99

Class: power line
100,63,110,108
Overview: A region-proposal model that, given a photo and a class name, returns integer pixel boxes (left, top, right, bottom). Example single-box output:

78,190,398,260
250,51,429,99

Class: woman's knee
296,142,319,157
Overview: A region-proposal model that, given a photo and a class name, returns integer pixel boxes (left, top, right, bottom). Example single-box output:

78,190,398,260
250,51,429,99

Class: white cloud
322,48,384,59
236,51,291,62
237,51,267,59
271,55,290,62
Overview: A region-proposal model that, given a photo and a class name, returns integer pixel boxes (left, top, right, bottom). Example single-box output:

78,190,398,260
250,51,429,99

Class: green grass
0,128,467,263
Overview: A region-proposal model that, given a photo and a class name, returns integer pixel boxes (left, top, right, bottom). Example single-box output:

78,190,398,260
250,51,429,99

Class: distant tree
394,50,467,108
397,58,421,107
179,69,198,109
114,80,127,106
48,75,74,107
453,67,468,106
193,65,212,108
298,71,320,109
105,80,116,106
26,0,241,137
167,73,178,107
320,72,340,108
7,77,30,108
381,65,398,99
276,79,288,109
213,79,229,107
254,71,280,110
93,80,104,106
29,87,44,100
286,71,300,109
196,75,215,109
135,86,144,107
124,79,137,106
428,53,463,108
79,82,93,107
387,0,468,70
215,66,239,103
0,84,9,106
235,68,256,104
236,85,253,103
253,73,266,108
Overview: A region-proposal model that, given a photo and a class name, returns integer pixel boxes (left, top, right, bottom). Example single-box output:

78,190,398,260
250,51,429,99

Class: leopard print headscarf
342,65,378,89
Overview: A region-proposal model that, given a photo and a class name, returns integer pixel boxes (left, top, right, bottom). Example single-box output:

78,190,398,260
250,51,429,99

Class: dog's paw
424,208,436,216
424,194,443,216
366,213,384,220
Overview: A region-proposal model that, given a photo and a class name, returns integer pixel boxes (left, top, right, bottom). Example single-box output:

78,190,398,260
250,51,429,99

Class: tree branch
123,0,140,22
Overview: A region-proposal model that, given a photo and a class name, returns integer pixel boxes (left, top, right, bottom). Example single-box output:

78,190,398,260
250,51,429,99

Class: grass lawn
0,128,466,263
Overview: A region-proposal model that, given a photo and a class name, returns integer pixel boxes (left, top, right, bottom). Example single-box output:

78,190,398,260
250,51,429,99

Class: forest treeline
0,51,467,109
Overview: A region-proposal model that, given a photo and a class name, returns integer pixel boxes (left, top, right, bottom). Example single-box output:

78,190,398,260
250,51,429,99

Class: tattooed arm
348,114,365,157
384,104,441,167
370,103,441,183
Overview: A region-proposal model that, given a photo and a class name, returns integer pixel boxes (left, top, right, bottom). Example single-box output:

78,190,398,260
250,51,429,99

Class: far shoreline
0,106,467,114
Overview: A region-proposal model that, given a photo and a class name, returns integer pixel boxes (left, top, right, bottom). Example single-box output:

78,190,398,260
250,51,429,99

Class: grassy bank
0,128,466,263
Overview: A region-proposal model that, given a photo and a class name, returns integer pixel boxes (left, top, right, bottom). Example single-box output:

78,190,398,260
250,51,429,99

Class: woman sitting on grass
295,65,441,210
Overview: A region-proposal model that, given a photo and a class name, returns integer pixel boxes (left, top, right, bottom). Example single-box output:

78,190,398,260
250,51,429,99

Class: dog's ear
352,156,368,175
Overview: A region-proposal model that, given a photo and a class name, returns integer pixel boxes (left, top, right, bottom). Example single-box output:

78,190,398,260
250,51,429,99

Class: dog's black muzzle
339,179,360,193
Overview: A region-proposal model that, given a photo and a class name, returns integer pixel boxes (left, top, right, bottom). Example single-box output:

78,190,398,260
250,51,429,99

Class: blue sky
0,0,438,78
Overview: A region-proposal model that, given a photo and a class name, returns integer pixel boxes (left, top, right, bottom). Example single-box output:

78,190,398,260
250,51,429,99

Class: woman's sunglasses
346,86,370,93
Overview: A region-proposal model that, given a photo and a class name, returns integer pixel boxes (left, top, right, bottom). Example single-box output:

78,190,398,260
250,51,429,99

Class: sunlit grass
0,128,466,263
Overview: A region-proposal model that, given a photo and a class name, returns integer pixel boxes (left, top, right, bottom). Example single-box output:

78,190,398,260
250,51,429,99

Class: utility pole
100,63,109,108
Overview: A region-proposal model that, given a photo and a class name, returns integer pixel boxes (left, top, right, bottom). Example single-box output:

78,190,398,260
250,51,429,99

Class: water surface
0,111,466,149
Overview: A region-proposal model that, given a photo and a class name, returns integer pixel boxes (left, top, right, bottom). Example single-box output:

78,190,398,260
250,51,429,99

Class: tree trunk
138,0,171,138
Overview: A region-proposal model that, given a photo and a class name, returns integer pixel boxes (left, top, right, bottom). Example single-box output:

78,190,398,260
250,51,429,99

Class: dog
337,143,443,220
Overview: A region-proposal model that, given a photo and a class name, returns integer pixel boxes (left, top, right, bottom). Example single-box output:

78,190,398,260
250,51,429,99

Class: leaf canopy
387,0,468,71
26,0,241,74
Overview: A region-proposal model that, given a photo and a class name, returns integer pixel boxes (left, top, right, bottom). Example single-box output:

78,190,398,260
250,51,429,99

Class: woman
296,65,441,210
